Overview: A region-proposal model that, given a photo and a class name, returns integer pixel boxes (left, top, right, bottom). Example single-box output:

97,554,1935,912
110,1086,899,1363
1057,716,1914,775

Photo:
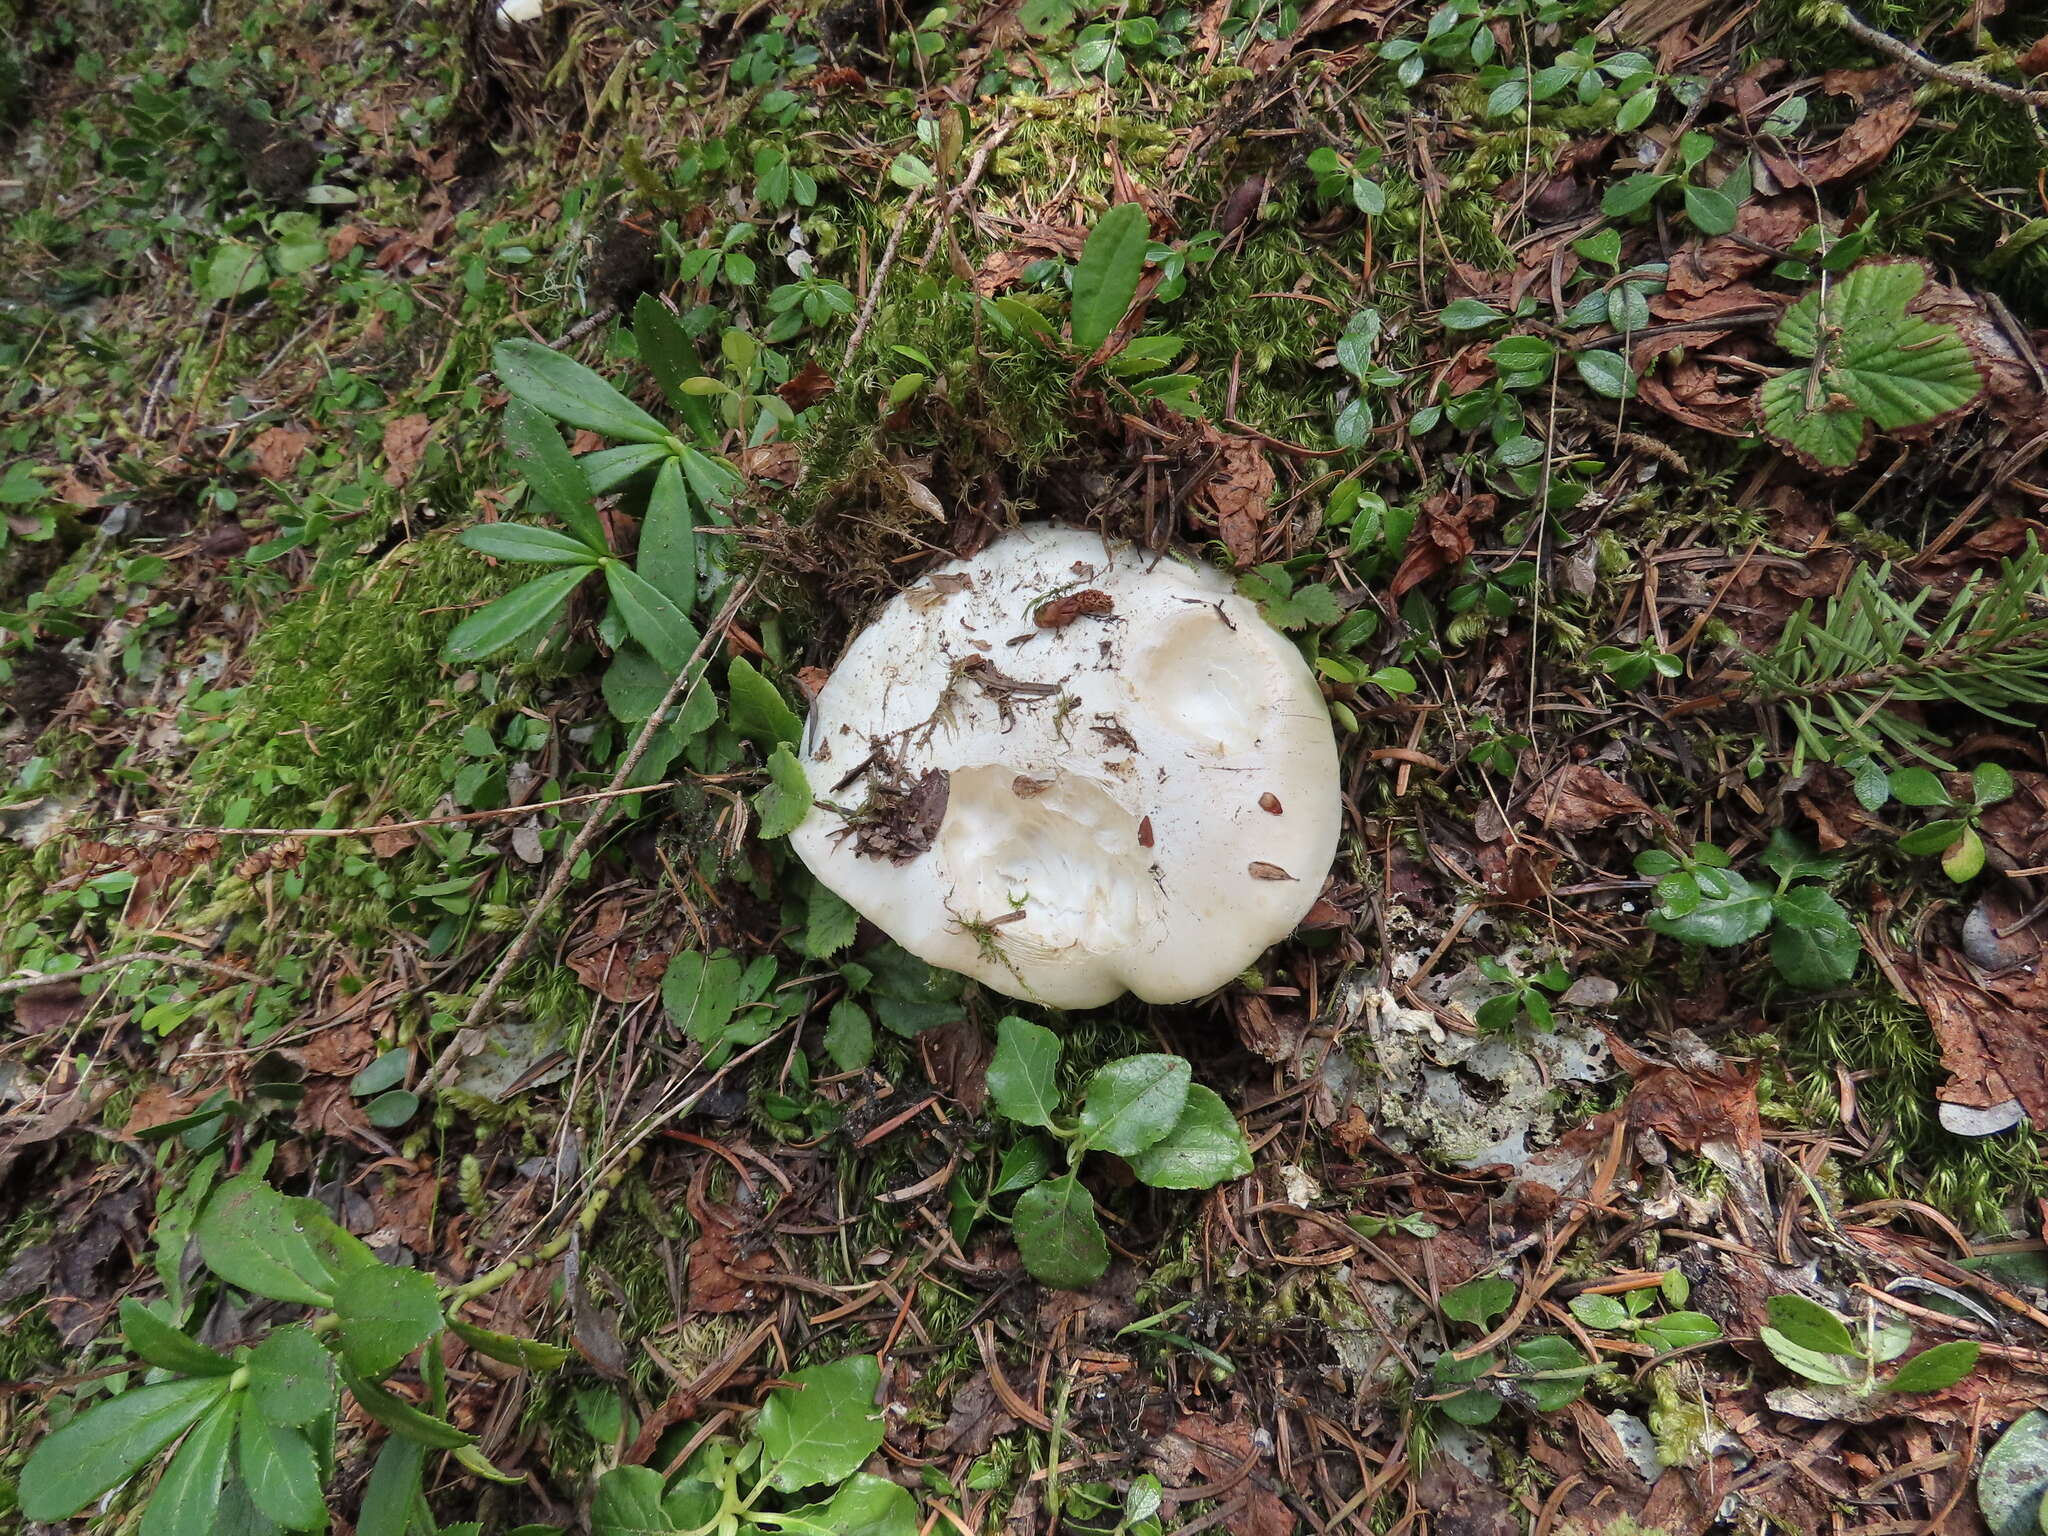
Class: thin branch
1831,4,2048,108
843,191,921,368
421,580,755,1093
0,952,267,999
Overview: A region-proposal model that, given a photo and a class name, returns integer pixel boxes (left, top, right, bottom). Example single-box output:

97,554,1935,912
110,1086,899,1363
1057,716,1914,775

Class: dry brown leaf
686,1201,776,1313
1528,763,1653,832
566,897,666,1003
381,414,433,487
1390,491,1497,601
1195,431,1276,567
290,1017,380,1078
1610,1036,1763,1152
122,1084,202,1136
250,426,315,480
12,980,88,1034
777,360,836,412
1760,74,1919,186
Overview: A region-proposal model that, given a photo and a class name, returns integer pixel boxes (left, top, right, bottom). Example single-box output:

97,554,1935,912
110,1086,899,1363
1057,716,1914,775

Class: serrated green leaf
121,1299,234,1377
19,1376,233,1521
245,1326,335,1427
1126,1085,1252,1189
1076,1054,1191,1156
728,656,803,748
756,1355,885,1490
804,880,859,960
198,1176,337,1306
442,567,590,664
987,1017,1063,1129
754,743,812,838
341,1366,475,1448
1071,203,1150,354
1012,1177,1111,1289
139,1394,239,1536
1770,886,1860,986
238,1411,323,1531
333,1264,445,1380
493,338,668,443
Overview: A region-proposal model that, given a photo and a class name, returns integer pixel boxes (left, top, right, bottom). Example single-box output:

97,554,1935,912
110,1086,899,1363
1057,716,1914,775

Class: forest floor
6,0,2048,1532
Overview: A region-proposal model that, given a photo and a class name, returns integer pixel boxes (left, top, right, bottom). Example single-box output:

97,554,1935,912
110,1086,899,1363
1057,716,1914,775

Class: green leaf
238,1411,324,1531
367,1089,419,1128
458,523,603,565
784,1473,920,1536
821,999,874,1072
1442,1275,1516,1328
637,458,698,612
204,241,270,300
1759,260,1984,471
1640,1311,1722,1351
493,338,669,443
1438,1386,1502,1425
1512,1336,1589,1412
332,1264,445,1380
351,1049,411,1098
1602,171,1671,216
1683,183,1738,236
357,1435,427,1536
1440,298,1505,331
1758,829,1844,883
1012,1177,1111,1289
245,1326,335,1427
341,1366,476,1448
634,292,718,439
19,1376,233,1521
591,1466,670,1536
1974,761,2016,807
1899,818,1969,855
754,743,812,838
1576,348,1636,399
503,398,608,554
581,441,669,494
1942,825,1987,883
1765,1294,1859,1356
604,561,701,674
728,656,803,748
1887,1339,1980,1393
1980,1411,2048,1536
987,1017,1063,1129
1647,868,1772,947
1889,767,1953,807
663,950,746,1045
804,881,859,960
1070,202,1151,354
1770,886,1860,986
994,1136,1056,1196
1568,1292,1631,1331
756,1354,886,1491
121,1299,234,1376
197,1176,337,1306
1759,1326,1859,1386
1126,1085,1252,1189
1491,336,1556,373
442,567,590,664
139,1394,239,1536
1075,1054,1191,1156
447,1317,571,1371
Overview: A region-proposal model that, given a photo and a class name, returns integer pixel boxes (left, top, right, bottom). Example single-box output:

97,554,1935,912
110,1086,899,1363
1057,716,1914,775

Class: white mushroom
789,523,1342,1009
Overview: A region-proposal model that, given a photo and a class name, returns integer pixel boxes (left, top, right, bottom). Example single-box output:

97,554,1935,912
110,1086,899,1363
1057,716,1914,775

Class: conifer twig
1828,4,2048,108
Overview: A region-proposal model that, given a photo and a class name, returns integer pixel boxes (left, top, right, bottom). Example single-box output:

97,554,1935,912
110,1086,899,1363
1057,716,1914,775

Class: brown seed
1035,588,1114,629
1248,861,1295,881
1138,815,1154,848
1012,775,1054,798
1259,793,1283,815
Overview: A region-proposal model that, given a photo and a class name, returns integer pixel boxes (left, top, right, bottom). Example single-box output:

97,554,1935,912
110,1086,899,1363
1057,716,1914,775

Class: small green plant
20,1169,565,1533
1588,641,1683,690
1601,131,1750,237
1431,1274,1597,1423
1481,37,1656,123
1474,955,1571,1032
1462,713,1532,777
1757,261,1985,472
1636,831,1859,989
973,1018,1253,1289
1760,1293,1980,1396
1306,144,1387,216
1887,763,2014,882
589,1355,911,1536
1568,1270,1723,1354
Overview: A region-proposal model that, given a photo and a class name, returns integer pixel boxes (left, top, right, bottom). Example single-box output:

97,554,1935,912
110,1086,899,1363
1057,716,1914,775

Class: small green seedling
1761,1293,1980,1396
1474,955,1571,1033
1637,831,1859,989
1568,1270,1723,1354
1887,763,2013,883
969,1018,1253,1289
1430,1274,1598,1423
1588,642,1683,690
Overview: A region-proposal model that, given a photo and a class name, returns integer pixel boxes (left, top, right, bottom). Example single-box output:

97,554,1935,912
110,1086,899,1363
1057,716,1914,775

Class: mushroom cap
790,523,1342,1009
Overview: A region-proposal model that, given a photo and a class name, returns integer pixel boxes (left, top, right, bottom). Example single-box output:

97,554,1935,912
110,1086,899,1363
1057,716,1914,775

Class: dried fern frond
1744,537,2048,771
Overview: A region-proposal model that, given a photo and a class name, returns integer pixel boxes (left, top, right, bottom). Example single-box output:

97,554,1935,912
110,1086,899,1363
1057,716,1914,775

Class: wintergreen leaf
238,1411,323,1531
357,1435,428,1536
1491,336,1555,373
1442,1275,1515,1328
604,561,701,674
637,458,698,611
1888,1339,1980,1393
994,1136,1056,1196
332,1264,445,1380
1647,868,1772,947
1512,1336,1589,1412
493,338,669,443
783,1473,920,1536
1440,298,1505,330
1758,260,1984,470
1683,183,1738,235
727,656,803,748
1075,1054,1191,1156
18,1376,233,1521
1974,761,2016,807
756,1355,886,1491
1602,171,1671,216
458,523,604,565
1769,886,1861,987
442,567,590,664
1639,1311,1722,1352
120,1299,234,1376
1759,1326,1859,1386
1568,1292,1631,1331
1765,1294,1858,1356
821,999,874,1072
503,398,608,554
1899,818,1969,855
987,1017,1064,1129
663,950,746,1044
1979,1410,2048,1536
1012,1177,1111,1289
1889,767,1953,806
197,1176,337,1306
443,1318,569,1371
139,1394,239,1536
245,1326,334,1427
754,743,812,838
1126,1085,1252,1189
1575,348,1635,399
1070,202,1150,354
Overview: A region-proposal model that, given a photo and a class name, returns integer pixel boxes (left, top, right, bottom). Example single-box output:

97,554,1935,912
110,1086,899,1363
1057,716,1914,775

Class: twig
1830,4,2048,107
421,580,754,1093
914,116,1019,272
91,781,689,840
843,191,922,368
0,952,267,998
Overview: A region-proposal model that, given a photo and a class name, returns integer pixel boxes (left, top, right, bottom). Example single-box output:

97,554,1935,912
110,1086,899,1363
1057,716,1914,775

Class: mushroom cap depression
789,523,1342,1009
